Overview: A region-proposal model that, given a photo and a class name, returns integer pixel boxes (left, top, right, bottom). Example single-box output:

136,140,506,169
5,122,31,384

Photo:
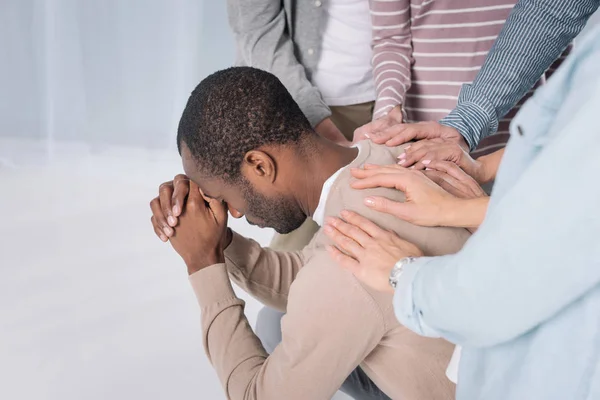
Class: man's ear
242,150,276,183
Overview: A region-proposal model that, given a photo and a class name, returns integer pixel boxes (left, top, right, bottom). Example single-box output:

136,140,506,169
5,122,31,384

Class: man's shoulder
327,141,409,211
322,143,471,257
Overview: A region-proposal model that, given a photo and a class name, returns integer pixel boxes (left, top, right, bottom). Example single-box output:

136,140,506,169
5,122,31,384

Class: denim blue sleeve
440,0,600,150
394,33,600,347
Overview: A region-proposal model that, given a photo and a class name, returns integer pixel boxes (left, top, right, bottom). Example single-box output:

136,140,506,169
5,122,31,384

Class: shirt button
517,125,524,136
315,0,322,7
307,48,315,56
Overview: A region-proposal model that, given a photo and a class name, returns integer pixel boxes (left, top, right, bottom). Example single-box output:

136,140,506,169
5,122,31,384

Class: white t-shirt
312,0,376,107
312,143,363,225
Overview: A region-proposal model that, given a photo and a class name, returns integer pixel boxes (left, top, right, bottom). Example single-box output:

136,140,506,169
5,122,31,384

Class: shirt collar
312,143,363,226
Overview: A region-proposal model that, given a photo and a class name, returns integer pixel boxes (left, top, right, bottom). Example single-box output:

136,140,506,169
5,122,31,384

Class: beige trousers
269,101,374,251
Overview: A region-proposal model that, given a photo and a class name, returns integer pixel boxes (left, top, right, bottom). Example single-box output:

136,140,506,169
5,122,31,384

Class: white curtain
1,1,598,159
0,0,234,156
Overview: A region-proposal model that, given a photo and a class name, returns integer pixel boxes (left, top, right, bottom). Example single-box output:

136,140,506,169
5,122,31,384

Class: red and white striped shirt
370,0,568,156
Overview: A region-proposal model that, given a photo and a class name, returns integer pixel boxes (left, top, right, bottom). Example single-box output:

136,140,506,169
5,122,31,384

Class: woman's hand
353,105,403,143
367,121,469,153
324,210,423,293
351,163,488,228
423,160,487,199
397,139,488,182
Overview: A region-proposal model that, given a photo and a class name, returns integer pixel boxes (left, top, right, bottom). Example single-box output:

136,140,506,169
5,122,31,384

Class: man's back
205,141,470,399
306,141,470,397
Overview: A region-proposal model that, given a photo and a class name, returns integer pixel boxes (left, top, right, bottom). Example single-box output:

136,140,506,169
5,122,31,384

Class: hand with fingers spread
166,180,231,275
351,164,488,229
353,105,404,143
149,174,192,242
323,210,423,293
368,121,469,151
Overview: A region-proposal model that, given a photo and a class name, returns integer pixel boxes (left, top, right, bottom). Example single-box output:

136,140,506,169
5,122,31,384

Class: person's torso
458,288,600,400
456,26,600,400
311,0,376,106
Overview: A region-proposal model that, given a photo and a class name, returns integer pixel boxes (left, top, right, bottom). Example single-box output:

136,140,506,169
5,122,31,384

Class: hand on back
353,105,404,143
350,162,486,227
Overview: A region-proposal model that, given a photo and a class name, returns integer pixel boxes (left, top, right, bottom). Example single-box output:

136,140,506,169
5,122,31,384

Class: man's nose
228,205,244,219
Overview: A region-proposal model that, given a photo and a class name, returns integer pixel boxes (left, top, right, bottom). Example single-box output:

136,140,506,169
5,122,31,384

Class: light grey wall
0,0,235,148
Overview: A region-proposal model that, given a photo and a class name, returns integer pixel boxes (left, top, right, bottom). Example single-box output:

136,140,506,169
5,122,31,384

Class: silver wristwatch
389,257,417,289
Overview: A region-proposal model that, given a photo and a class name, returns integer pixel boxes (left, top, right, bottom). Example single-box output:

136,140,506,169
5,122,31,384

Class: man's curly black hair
177,66,315,182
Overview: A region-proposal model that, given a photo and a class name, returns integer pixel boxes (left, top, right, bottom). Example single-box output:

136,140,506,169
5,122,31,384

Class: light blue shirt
394,26,600,400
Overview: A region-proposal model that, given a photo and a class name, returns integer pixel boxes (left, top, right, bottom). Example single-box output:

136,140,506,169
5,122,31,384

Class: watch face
390,265,403,283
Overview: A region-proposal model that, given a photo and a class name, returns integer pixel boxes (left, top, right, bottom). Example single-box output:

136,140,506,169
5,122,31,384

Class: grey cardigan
226,0,331,127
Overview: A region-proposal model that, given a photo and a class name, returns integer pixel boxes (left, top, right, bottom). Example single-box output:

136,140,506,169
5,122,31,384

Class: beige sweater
189,141,470,400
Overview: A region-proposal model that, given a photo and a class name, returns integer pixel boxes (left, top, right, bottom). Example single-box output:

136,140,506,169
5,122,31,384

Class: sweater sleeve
222,231,306,311
227,0,330,127
189,253,385,400
369,0,412,120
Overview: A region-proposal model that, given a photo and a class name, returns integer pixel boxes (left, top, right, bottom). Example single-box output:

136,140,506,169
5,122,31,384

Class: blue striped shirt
440,0,600,150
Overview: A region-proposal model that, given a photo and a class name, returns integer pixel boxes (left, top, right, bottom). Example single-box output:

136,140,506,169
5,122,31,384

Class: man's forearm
224,232,305,310
189,256,388,400
440,0,599,149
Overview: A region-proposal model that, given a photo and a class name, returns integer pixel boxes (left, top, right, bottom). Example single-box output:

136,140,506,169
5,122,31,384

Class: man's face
181,146,306,234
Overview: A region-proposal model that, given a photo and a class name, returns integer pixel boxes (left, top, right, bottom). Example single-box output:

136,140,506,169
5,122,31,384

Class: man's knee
255,307,284,354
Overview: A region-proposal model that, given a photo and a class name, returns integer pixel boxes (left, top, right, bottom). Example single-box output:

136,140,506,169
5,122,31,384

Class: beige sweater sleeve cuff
224,231,254,270
188,263,237,307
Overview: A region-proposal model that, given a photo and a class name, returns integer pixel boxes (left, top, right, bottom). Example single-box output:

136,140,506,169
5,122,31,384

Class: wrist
438,198,464,227
470,158,489,184
389,256,418,292
388,104,403,116
476,155,496,184
440,197,488,229
186,251,225,275
384,105,404,123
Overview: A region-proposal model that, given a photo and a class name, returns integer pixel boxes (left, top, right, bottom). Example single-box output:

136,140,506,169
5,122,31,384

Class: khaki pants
269,101,374,251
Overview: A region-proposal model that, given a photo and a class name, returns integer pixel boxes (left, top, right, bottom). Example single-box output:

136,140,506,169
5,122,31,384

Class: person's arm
223,231,306,311
226,0,330,128
439,197,488,231
353,1,412,142
440,0,600,149
164,181,386,399
370,0,412,120
191,255,385,400
476,148,504,183
350,163,488,228
394,77,600,347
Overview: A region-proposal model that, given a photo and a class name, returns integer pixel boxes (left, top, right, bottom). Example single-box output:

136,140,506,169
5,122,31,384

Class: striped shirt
369,0,584,156
439,0,599,150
